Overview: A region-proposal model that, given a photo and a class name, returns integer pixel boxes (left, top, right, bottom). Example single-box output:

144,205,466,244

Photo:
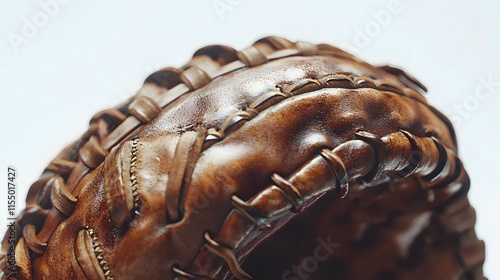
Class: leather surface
0,37,484,280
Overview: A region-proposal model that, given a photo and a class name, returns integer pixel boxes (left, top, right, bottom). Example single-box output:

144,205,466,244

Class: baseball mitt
0,36,486,280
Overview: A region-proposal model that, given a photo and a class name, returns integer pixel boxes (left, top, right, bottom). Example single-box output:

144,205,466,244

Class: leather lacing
172,129,480,279
201,72,434,151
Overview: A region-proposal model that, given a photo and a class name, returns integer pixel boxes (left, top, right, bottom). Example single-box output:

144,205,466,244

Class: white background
1,0,499,278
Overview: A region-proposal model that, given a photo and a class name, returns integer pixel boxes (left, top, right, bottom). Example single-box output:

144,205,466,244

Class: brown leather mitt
0,36,486,280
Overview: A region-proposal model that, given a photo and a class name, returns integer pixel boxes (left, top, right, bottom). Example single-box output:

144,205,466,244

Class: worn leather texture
0,36,485,279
